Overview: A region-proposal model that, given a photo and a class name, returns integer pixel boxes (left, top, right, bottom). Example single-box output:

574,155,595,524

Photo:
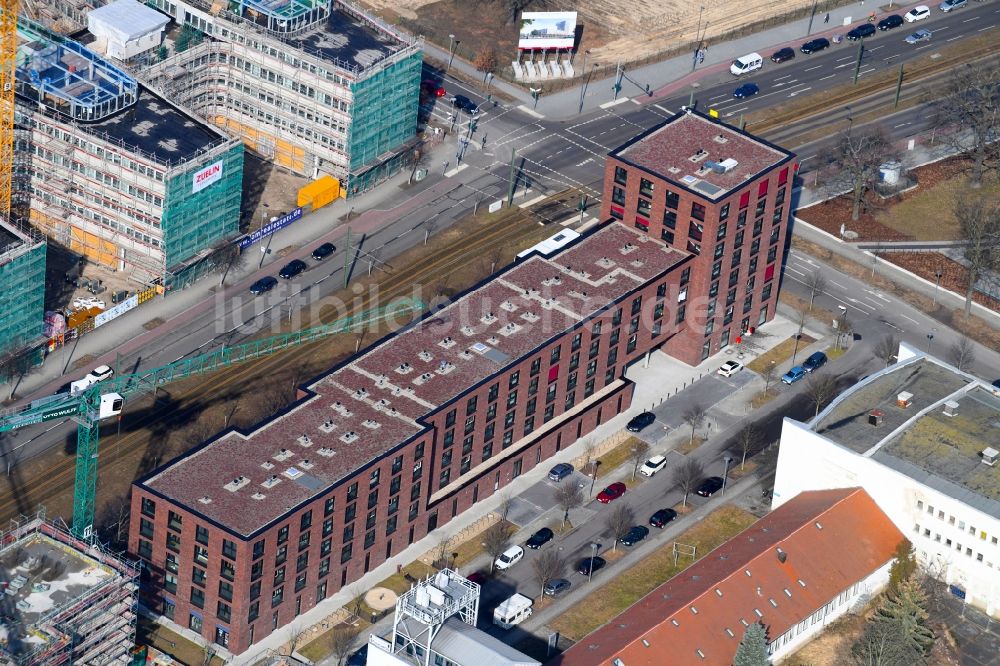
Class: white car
717,360,743,378
904,5,930,21
639,455,668,477
494,545,524,571
87,365,114,382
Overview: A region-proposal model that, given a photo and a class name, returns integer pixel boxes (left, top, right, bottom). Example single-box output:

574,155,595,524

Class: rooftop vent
377,398,391,409
943,400,959,417
395,362,413,375
419,349,435,361
597,256,615,269
261,461,274,470
667,166,681,174
318,447,336,457
362,419,381,430
481,312,498,324
261,475,281,489
353,388,369,400
521,311,540,323
776,547,787,564
487,335,500,345
897,392,913,408
297,434,313,447
620,242,636,255
868,409,884,427
460,325,476,336
274,448,294,461
542,275,562,286
320,419,336,433
499,323,522,337
459,350,473,360
713,133,729,144
413,372,434,386
500,300,518,312
224,476,250,492
299,459,314,470
251,492,266,500
688,148,708,163
982,447,999,467
340,431,359,443
198,496,212,504
331,402,351,416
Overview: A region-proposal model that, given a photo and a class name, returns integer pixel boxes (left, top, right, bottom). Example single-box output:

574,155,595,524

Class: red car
466,571,487,586
421,80,446,97
596,482,627,504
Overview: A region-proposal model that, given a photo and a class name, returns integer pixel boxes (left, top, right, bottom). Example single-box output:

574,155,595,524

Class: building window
482,442,493,462
194,546,208,566
191,587,205,609
345,503,357,523
189,612,203,633
220,559,235,581
141,498,156,518
222,539,237,561
341,544,353,563
278,525,289,544
275,545,287,566
272,586,284,607
614,165,628,185
691,202,706,222
392,455,404,475
299,531,311,551
343,524,354,543
219,580,233,602
295,573,308,592
637,198,651,217
639,177,654,197
138,539,153,560
611,186,626,205
666,190,679,210
167,511,183,532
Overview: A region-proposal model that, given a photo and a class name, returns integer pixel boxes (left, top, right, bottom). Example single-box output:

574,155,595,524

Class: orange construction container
297,176,340,210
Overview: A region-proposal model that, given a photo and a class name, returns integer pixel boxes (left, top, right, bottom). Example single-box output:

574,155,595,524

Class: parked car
905,28,933,43
626,411,656,432
878,14,904,30
733,82,760,99
696,476,725,497
526,527,554,549
846,23,877,41
494,545,524,571
650,508,678,528
904,5,931,21
718,360,744,377
782,366,807,384
346,645,368,666
311,242,336,260
596,482,627,503
577,556,606,576
421,80,446,97
466,571,487,586
620,526,650,546
451,95,480,115
543,578,572,597
770,47,795,63
88,365,114,382
939,0,966,11
249,276,278,295
639,455,668,477
548,462,574,482
800,37,831,54
278,259,307,279
802,351,828,373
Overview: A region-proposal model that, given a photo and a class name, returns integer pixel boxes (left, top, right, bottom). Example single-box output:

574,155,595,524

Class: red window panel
764,263,776,282
634,216,649,230
739,191,750,209
777,167,789,186
610,205,624,220
548,364,560,383
757,179,769,197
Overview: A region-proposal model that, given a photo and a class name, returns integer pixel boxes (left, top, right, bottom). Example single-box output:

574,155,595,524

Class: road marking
599,98,630,109
516,105,545,118
653,104,672,114
804,65,823,71
962,16,978,22
933,25,949,30
709,93,729,101
894,122,910,128
518,193,549,209
785,265,806,276
829,280,846,289
866,45,885,52
980,25,995,31
444,164,468,177
799,154,816,162
788,87,811,97
900,314,919,325
819,74,836,80
632,98,643,104
946,35,962,42
774,74,792,81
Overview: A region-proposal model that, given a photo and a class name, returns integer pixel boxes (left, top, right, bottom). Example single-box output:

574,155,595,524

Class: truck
493,593,533,630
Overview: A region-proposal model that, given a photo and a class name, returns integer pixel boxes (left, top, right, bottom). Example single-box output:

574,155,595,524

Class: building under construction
13,16,244,286
138,0,422,196
0,221,45,358
0,514,139,666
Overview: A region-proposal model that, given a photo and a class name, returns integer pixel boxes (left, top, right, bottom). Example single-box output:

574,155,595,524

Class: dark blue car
733,83,760,99
802,351,828,373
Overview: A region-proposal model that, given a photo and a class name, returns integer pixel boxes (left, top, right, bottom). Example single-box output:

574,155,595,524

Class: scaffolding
0,512,139,666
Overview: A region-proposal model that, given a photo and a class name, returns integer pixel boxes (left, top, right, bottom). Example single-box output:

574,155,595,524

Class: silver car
905,29,932,44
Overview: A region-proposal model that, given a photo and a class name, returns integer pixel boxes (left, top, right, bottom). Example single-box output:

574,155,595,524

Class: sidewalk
433,1,930,119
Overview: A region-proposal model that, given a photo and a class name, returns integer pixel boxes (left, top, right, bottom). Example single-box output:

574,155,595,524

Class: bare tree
835,310,853,350
329,624,362,666
490,0,550,24
672,458,705,508
201,645,217,666
681,404,706,446
473,45,499,76
948,335,976,372
482,521,513,573
760,362,778,394
553,481,583,527
735,422,761,470
433,533,453,569
931,62,1000,187
497,490,515,521
488,245,505,274
531,550,565,597
830,125,894,221
604,503,634,552
805,271,827,312
215,244,246,287
629,439,651,480
790,306,811,365
954,194,1000,317
805,371,839,418
873,333,900,367
851,617,922,666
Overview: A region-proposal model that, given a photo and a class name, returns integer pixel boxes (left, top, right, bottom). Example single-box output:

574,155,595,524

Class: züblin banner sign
192,160,224,193
237,208,304,250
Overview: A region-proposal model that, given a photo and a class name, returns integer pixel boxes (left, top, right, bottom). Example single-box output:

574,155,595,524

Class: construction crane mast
0,0,17,218
0,297,425,538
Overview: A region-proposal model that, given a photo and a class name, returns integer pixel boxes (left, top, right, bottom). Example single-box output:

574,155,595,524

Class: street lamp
259,203,269,230
447,34,455,70
844,106,854,133
691,5,705,72
926,328,936,353
933,270,944,305
722,455,733,496
588,542,599,583
588,460,600,497
530,87,541,110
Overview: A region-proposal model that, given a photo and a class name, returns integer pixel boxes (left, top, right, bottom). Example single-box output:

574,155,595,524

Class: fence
417,511,502,567
569,429,630,472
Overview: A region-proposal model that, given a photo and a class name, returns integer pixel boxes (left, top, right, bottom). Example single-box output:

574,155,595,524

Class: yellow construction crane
0,0,16,218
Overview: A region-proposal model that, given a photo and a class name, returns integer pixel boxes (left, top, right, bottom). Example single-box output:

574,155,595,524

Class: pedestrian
824,12,830,23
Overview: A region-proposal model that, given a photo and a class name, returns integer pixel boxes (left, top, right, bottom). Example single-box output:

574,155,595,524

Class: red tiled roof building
552,488,904,666
128,110,795,654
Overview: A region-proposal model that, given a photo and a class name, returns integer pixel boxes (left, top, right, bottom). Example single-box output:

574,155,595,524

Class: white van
493,593,533,629
494,545,524,571
730,53,763,76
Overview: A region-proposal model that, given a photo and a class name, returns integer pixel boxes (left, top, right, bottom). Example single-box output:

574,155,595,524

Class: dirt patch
796,156,971,243
746,335,816,374
241,152,307,233
882,252,1000,314
784,611,867,666
876,169,1000,242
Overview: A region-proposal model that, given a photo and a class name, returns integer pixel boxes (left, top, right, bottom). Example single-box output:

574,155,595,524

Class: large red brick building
128,109,795,654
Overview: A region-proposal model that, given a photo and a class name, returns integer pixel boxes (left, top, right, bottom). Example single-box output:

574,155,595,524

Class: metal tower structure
388,569,480,666
0,297,424,538
0,0,16,218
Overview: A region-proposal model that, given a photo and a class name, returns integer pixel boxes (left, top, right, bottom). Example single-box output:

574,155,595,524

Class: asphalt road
5,10,999,495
